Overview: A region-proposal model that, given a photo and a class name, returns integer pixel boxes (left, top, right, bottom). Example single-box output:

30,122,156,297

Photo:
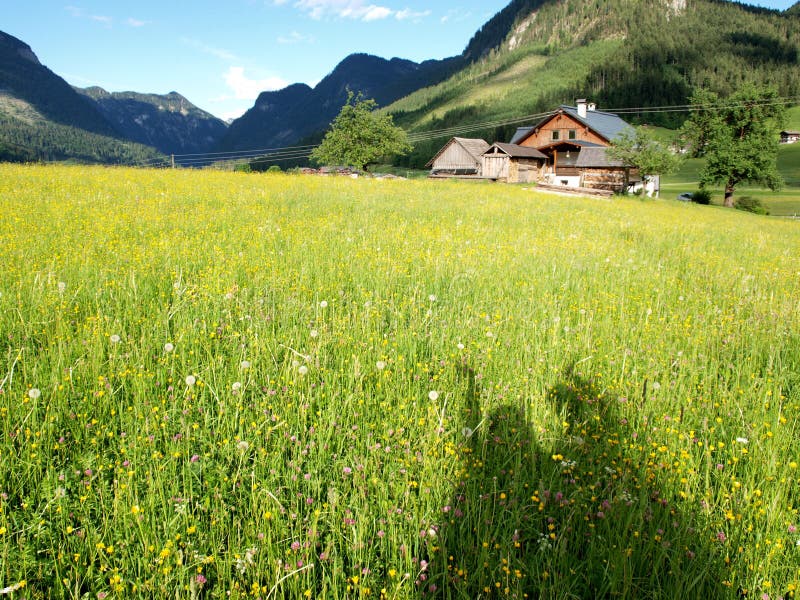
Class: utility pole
171,154,175,169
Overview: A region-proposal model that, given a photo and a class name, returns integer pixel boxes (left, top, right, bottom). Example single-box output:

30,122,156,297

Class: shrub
691,188,711,205
234,163,252,173
267,165,282,174
734,195,769,215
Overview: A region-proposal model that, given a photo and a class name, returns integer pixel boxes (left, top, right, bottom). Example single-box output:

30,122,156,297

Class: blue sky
3,0,796,121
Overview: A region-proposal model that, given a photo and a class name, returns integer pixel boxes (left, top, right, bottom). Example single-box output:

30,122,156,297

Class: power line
125,94,800,169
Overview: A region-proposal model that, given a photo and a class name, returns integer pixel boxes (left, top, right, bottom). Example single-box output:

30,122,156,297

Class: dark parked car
677,192,693,202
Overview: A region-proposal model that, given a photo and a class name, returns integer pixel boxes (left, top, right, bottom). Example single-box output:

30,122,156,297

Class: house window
551,130,560,141
568,129,577,140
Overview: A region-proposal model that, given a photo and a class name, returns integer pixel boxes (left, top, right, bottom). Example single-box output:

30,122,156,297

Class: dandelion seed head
298,365,309,376
110,334,121,344
319,300,328,309
232,381,242,392
376,361,386,370
310,329,319,338
164,342,175,353
28,388,41,400
240,360,251,369
428,390,439,401
185,375,196,387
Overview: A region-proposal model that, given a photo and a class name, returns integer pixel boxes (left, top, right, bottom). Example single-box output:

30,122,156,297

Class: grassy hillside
1,164,799,598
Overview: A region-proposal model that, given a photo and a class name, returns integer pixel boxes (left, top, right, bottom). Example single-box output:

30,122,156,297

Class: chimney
576,98,587,119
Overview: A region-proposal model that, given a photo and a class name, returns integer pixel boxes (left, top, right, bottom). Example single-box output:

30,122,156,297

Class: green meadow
0,164,799,599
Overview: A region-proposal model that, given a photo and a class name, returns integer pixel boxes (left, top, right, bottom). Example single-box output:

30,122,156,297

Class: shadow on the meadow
420,362,727,599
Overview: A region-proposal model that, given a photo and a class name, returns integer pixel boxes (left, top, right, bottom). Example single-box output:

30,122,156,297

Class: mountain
0,30,163,164
218,53,463,152
76,87,228,157
383,0,800,168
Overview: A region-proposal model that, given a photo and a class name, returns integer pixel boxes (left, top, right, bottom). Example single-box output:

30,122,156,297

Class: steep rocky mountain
77,87,228,156
0,30,117,136
218,53,462,151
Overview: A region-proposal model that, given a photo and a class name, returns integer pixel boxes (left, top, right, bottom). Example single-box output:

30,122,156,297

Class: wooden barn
482,143,547,183
426,137,490,177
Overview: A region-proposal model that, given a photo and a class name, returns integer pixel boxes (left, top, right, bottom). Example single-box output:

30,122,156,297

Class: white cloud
395,8,430,20
277,31,315,44
221,108,248,122
224,66,288,100
290,0,395,21
66,6,113,26
361,6,392,20
181,38,241,62
126,17,148,27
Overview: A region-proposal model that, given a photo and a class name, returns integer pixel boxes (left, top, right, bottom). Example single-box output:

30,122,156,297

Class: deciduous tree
607,126,682,195
310,91,411,172
681,86,785,207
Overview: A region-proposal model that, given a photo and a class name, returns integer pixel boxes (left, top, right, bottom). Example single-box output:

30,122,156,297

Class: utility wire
127,94,800,169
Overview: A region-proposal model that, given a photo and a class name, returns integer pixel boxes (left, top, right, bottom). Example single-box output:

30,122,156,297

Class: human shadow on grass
421,362,729,599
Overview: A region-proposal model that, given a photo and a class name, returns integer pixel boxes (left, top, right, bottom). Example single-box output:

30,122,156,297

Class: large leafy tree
310,91,411,172
607,126,682,195
681,86,785,207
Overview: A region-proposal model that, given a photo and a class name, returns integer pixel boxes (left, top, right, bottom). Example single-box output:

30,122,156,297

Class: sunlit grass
0,164,798,599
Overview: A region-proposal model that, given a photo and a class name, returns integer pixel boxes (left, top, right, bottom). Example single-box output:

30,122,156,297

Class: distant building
426,100,641,193
780,130,800,144
481,143,547,183
426,137,490,177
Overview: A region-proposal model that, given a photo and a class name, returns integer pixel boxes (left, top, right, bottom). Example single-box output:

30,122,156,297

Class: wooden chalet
426,137,490,177
482,143,547,183
509,99,635,192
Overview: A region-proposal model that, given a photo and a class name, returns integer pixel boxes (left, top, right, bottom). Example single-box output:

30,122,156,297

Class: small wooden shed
575,146,637,192
482,143,547,183
426,137,490,177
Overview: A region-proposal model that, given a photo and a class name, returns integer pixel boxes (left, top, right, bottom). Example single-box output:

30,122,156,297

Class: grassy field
1,164,799,599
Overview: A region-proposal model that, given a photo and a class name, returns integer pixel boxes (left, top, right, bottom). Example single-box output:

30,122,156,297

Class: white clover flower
28,388,41,400
428,390,439,401
185,375,197,387
232,381,242,392
428,294,437,302
310,329,319,338
164,342,175,353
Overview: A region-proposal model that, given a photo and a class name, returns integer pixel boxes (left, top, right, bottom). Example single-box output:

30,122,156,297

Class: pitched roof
558,105,630,142
574,146,626,168
484,142,547,159
425,137,490,167
511,105,631,145
509,126,534,145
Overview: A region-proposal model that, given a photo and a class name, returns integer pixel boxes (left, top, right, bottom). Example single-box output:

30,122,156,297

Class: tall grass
0,164,798,599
